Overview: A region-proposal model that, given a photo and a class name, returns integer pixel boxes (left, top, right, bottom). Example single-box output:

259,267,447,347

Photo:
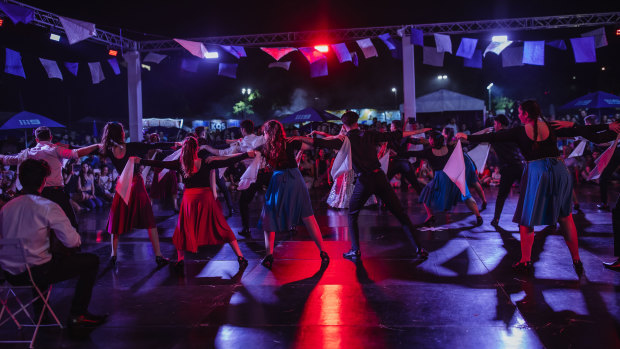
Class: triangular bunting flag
546,40,567,50
107,58,121,75
174,38,208,58
410,28,424,46
501,46,524,67
260,47,296,61
356,38,378,59
0,2,34,24
64,62,79,76
456,38,477,59
444,140,468,196
39,58,63,80
484,40,512,56
218,63,237,78
143,52,167,64
309,58,328,78
232,46,247,58
298,47,326,64
463,49,482,69
379,33,397,50
58,16,96,45
423,46,444,67
397,27,406,38
331,43,352,63
351,52,359,67
181,59,199,72
523,41,545,66
220,45,247,59
88,62,105,84
4,48,26,78
434,33,452,54
581,27,607,48
268,61,291,70
570,37,597,63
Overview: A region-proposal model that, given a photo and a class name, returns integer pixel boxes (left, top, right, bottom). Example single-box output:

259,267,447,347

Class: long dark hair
100,122,125,155
429,131,445,149
520,100,546,150
180,136,198,178
263,120,287,168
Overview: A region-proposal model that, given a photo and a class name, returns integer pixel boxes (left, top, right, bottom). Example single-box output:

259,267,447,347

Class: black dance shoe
597,203,610,211
481,201,487,211
603,258,620,271
238,256,249,268
422,216,436,227
171,260,184,273
261,254,274,269
416,248,429,259
490,218,499,227
574,203,580,210
573,259,584,275
343,249,361,260
512,261,534,274
68,312,108,329
109,256,117,267
320,251,330,266
155,256,170,268
475,216,483,227
239,228,251,237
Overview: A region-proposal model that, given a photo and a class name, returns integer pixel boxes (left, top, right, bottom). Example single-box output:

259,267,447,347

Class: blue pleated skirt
259,168,314,232
513,158,573,227
464,153,479,187
419,170,472,211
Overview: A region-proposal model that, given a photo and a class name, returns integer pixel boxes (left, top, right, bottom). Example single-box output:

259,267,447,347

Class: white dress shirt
1,141,79,187
213,134,265,167
0,194,80,275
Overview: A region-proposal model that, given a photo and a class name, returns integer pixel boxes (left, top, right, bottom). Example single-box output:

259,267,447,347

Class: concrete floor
1,185,619,348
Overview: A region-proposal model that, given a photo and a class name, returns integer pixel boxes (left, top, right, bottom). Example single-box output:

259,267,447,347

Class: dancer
201,120,267,234
99,122,176,267
406,131,482,227
146,133,179,211
257,120,329,269
456,100,602,274
195,127,234,217
139,137,253,271
297,111,430,260
386,120,424,194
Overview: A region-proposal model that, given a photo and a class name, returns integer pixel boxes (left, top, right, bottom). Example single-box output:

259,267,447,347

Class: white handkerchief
443,140,467,195
238,153,262,190
116,157,137,205
330,137,353,179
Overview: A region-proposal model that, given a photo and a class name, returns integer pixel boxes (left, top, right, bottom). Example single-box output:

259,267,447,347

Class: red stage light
314,45,329,53
108,49,118,56
0,19,4,27
616,28,620,36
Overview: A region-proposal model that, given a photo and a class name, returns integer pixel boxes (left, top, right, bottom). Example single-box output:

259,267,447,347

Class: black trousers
493,163,524,221
348,170,422,251
41,187,77,229
5,253,99,316
612,195,620,257
387,159,423,194
599,151,620,205
215,174,233,211
240,170,273,231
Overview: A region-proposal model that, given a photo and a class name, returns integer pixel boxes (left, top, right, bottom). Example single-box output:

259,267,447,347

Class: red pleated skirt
107,174,156,235
173,187,236,253
150,169,178,201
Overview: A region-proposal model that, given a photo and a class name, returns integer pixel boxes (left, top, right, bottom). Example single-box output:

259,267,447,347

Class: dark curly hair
100,122,125,156
180,136,199,178
263,120,287,169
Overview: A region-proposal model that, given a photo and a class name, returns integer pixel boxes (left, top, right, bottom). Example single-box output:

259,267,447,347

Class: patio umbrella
279,107,340,124
0,111,66,147
558,91,620,110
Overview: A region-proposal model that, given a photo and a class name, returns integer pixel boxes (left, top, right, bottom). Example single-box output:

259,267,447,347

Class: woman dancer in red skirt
139,136,254,270
100,122,177,267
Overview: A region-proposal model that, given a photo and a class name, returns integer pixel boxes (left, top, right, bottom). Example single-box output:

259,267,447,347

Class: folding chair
0,239,62,348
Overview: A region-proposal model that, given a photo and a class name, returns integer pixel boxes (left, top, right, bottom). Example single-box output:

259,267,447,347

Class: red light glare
314,45,329,53
616,28,620,36
108,49,118,56
0,19,3,27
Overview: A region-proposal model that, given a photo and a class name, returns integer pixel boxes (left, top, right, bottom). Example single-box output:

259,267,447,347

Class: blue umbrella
0,111,66,147
559,91,620,110
279,107,340,124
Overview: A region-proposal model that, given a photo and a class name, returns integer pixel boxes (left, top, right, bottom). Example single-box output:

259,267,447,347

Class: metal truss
1,0,137,50
139,12,620,52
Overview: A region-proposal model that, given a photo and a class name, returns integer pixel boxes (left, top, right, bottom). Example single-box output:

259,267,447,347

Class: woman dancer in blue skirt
406,131,482,227
257,120,329,269
458,100,589,274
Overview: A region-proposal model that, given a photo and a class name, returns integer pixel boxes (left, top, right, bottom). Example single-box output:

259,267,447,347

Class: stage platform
1,185,619,348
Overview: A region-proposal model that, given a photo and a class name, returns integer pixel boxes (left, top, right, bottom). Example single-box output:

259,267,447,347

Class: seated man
0,159,106,328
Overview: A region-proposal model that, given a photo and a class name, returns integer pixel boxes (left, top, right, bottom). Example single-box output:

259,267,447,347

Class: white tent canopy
143,118,183,129
416,89,485,113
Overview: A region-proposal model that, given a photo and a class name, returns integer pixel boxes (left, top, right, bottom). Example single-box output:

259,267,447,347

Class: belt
44,186,64,190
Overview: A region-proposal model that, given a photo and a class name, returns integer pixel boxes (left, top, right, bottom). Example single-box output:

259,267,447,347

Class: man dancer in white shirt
0,159,106,328
0,126,99,229
201,120,267,235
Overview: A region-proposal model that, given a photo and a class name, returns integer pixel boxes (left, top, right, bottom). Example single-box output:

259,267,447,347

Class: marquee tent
416,89,486,113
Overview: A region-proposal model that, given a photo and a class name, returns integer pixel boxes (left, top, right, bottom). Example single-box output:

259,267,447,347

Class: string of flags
0,0,614,82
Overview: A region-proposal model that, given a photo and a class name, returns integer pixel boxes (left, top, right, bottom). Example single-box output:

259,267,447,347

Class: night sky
0,0,618,126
